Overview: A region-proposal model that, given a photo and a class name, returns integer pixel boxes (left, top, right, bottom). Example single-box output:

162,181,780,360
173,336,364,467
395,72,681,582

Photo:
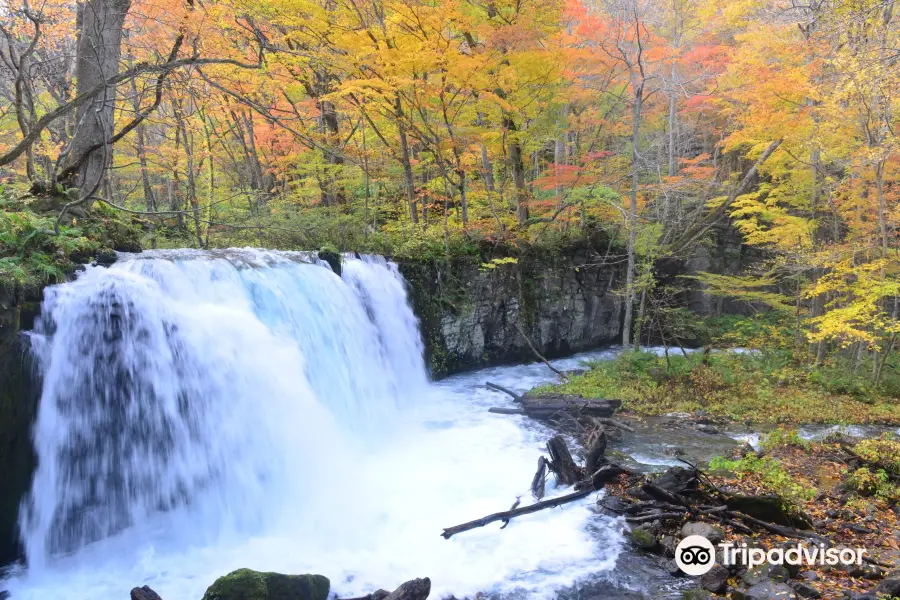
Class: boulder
791,582,821,599
383,578,431,600
744,580,797,599
700,565,729,594
873,578,900,598
680,522,725,545
743,564,790,586
724,495,812,529
630,526,658,550
202,569,329,600
131,587,163,600
653,467,697,496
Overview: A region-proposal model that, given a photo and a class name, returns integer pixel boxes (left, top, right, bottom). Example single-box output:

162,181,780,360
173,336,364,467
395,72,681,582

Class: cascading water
2,250,628,600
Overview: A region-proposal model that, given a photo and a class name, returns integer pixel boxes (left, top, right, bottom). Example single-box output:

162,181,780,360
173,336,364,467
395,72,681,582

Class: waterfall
7,249,621,600
21,249,427,568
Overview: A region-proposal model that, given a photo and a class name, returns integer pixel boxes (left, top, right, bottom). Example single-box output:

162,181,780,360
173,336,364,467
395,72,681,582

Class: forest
0,0,898,387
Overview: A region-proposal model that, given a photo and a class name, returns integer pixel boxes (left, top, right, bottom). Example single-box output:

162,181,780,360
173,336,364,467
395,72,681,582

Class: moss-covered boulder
202,569,330,600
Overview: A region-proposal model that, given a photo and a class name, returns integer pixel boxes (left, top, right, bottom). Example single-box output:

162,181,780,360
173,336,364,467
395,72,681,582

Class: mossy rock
317,248,342,277
202,569,330,600
630,526,657,550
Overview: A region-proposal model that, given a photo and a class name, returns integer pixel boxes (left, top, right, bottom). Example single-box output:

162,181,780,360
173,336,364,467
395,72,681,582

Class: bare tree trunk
623,82,643,348
60,0,132,197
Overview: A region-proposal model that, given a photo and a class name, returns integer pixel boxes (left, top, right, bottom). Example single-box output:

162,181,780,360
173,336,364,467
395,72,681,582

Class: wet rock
131,586,163,600
873,578,900,597
681,522,725,545
791,582,821,599
598,496,628,515
630,526,658,550
724,495,813,529
384,578,431,600
202,569,330,600
800,571,819,581
653,467,696,496
743,580,798,599
846,562,883,579
664,559,682,576
696,424,721,435
95,248,118,266
700,564,729,594
661,535,677,557
681,590,714,600
743,564,790,586
847,523,871,535
317,249,342,277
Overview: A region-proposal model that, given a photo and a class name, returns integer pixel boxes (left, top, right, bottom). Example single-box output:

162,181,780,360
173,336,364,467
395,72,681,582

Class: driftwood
593,417,635,433
531,456,548,499
547,435,581,485
440,489,593,539
485,382,523,402
583,430,608,474
511,321,568,380
576,463,629,491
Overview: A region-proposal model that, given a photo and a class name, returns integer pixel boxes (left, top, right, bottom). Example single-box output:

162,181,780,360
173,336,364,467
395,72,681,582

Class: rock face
0,283,41,566
202,569,330,600
399,244,625,377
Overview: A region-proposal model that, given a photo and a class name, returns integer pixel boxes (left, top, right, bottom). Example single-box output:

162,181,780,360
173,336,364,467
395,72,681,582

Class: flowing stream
2,250,637,600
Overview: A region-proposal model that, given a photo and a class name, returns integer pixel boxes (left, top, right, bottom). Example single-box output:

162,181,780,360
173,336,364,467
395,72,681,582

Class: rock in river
202,569,330,600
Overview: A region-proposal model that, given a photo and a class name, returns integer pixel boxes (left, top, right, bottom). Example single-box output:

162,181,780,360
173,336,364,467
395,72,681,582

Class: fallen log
440,489,593,539
488,407,525,415
486,382,523,402
547,435,581,486
593,417,635,433
576,463,629,491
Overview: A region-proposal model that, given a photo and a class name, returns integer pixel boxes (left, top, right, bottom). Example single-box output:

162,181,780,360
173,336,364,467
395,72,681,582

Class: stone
95,248,118,265
630,526,657,550
700,564,729,594
791,582,821,599
681,522,725,545
744,580,798,599
202,569,330,600
131,587,163,600
800,571,819,581
664,559,682,576
696,424,721,435
384,578,431,600
661,535,677,557
317,249,342,277
743,564,790,586
847,562,883,579
681,590,714,600
873,578,900,597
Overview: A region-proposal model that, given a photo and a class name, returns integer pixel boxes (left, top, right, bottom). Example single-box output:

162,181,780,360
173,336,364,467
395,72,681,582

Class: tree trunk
395,96,418,224
60,0,132,197
505,115,528,225
622,83,643,348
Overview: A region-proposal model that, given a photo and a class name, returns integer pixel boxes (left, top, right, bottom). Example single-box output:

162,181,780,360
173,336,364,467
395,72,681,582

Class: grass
542,349,900,424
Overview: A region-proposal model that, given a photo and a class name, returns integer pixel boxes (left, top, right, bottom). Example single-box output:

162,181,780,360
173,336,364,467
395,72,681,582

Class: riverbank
542,349,900,425
604,430,900,600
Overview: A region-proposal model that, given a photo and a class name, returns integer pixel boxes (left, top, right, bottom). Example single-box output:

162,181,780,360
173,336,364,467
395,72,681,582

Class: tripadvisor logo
674,535,868,576
676,535,716,576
